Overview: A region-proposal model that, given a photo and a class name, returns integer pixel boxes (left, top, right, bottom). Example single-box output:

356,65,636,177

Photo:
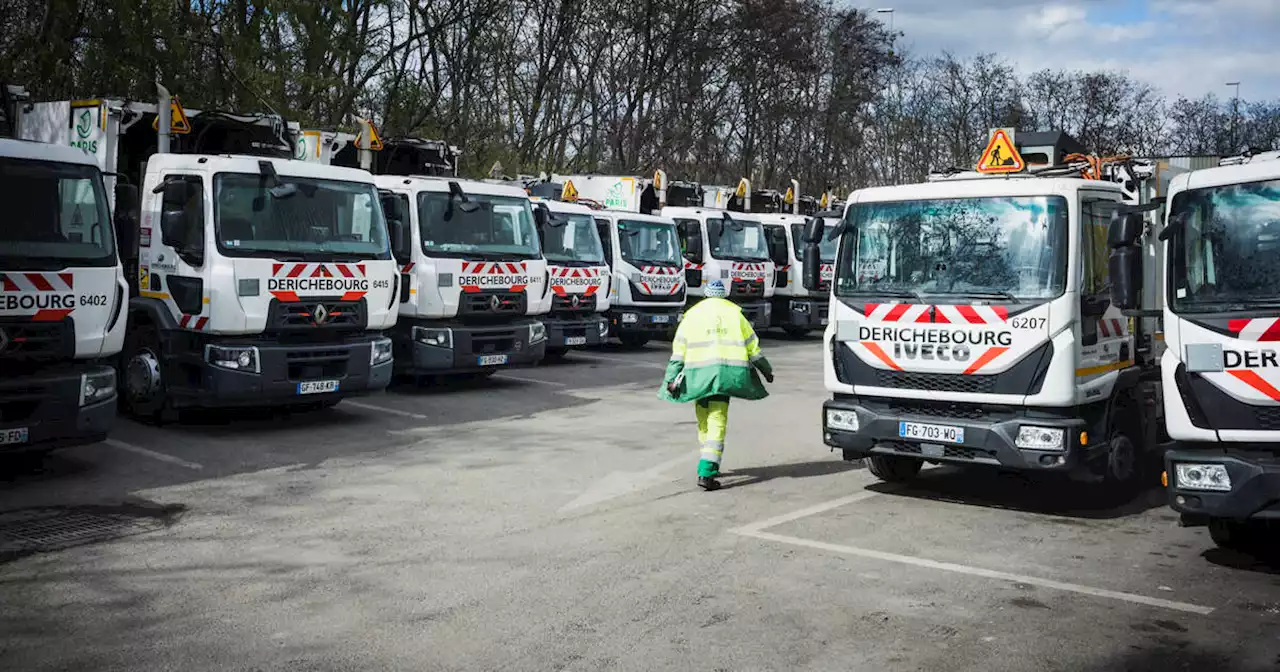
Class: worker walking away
659,280,774,491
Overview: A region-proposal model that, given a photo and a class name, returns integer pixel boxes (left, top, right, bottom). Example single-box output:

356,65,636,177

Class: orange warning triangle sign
561,180,579,202
976,129,1024,174
151,96,192,134
355,121,383,151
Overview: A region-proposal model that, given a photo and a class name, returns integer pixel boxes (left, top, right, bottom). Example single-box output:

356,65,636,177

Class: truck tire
618,333,650,349
541,349,567,363
1208,518,1271,553
783,326,810,339
867,454,923,482
120,325,175,424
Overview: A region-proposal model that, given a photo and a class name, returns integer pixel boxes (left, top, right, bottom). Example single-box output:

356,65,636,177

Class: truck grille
473,329,517,354
873,370,997,394
268,299,366,331
732,279,765,297
460,291,527,317
286,348,349,381
0,320,74,360
888,400,987,420
552,293,597,315
1254,406,1280,430
876,440,989,461
629,281,685,302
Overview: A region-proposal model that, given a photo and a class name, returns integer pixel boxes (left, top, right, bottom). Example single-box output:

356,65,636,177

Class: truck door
594,217,613,268
1079,193,1126,375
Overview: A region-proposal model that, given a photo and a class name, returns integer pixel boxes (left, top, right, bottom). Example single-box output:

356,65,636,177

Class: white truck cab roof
149,153,378,183
848,175,1122,204
375,174,528,198
597,210,676,225
0,138,100,167
1174,155,1280,193
528,197,596,216
662,206,762,221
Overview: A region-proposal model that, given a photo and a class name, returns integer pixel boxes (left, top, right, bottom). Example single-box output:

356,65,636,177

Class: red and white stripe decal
1,272,75,292
32,309,74,322
271,263,367,278
460,261,528,274
401,262,415,273
549,267,602,278
1097,318,1125,338
864,303,931,323
933,304,1009,325
179,314,209,331
641,265,680,276
684,261,705,271
1227,369,1280,401
731,263,767,272
1228,318,1280,341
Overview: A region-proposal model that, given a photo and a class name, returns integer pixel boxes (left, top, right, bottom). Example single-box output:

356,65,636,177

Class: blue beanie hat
706,280,728,298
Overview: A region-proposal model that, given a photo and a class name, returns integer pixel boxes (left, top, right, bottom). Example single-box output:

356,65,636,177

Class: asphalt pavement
1,335,1278,671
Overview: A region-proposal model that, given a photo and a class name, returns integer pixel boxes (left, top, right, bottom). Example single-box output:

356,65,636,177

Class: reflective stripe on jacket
658,297,772,403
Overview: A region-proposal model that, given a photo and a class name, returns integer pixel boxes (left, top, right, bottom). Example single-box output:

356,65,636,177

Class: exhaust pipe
156,80,171,154
791,179,800,215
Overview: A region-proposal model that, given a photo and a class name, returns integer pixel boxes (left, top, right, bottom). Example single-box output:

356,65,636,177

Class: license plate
298,380,340,395
0,427,29,446
899,421,964,444
565,336,587,346
651,315,671,324
478,354,508,366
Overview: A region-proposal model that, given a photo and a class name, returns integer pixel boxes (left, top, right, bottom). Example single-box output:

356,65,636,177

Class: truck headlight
598,320,610,337
370,337,393,366
826,409,859,432
79,369,116,406
1174,463,1232,492
621,312,639,324
412,326,452,349
529,322,547,344
205,345,261,373
1015,426,1065,451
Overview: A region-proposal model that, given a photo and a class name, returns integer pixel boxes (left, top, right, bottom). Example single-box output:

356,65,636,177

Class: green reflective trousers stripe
696,396,730,478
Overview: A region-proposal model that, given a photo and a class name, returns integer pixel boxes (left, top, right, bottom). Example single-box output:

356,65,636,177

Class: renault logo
0,327,8,353
489,295,501,311
312,304,329,325
570,295,581,309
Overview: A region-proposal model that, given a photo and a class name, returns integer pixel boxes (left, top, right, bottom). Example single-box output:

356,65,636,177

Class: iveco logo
0,327,8,353
312,304,329,325
489,295,501,311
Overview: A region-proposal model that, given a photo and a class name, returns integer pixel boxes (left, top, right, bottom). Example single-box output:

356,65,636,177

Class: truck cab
813,171,1154,488
1110,151,1280,549
0,137,125,450
759,210,837,336
376,177,551,376
529,198,611,357
665,206,775,329
591,210,685,348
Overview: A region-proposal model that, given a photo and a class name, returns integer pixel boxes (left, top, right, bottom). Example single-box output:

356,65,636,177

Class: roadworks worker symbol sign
152,96,192,134
562,180,579,202
976,129,1023,174
355,121,383,151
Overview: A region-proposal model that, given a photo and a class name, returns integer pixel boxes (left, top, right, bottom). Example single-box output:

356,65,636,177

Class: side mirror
680,221,704,264
160,209,187,249
1109,246,1142,310
1107,211,1143,248
767,227,789,265
390,218,412,264
802,244,822,291
804,217,826,246
534,203,550,230
113,183,139,260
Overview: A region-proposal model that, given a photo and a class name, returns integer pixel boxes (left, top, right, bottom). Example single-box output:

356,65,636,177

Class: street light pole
1226,81,1241,150
876,8,897,183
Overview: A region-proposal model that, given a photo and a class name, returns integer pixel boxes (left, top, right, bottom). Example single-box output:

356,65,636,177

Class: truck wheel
618,334,650,349
121,326,173,424
1208,518,1254,552
867,455,923,482
542,349,567,363
783,326,810,339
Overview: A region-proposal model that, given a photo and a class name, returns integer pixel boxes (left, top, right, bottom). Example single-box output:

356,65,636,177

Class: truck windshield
0,157,114,268
790,222,838,262
1170,178,1280,313
214,174,389,259
543,213,605,265
709,218,770,261
418,193,540,259
837,195,1069,300
618,219,680,266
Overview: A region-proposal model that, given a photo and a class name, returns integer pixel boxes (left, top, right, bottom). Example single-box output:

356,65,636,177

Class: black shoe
697,477,721,491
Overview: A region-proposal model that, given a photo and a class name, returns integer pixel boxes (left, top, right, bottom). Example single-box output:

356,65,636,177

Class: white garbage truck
0,85,125,450
760,209,837,336
810,134,1160,490
1110,149,1280,549
528,197,611,359
665,205,775,330
20,89,400,419
374,177,551,377
590,210,686,348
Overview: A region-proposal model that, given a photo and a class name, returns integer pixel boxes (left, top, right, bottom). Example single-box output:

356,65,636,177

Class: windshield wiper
844,288,928,303
958,290,1021,304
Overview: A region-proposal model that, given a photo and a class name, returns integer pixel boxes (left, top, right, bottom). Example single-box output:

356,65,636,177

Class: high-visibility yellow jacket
658,297,772,403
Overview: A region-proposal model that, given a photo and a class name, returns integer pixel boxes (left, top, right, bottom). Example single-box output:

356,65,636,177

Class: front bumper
1166,446,1280,521
822,396,1096,474
393,319,546,375
0,363,116,452
735,300,772,330
772,296,828,329
183,336,393,407
544,314,609,351
608,306,682,336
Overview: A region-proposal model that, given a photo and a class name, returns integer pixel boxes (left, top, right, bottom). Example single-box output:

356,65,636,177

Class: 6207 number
1009,316,1046,330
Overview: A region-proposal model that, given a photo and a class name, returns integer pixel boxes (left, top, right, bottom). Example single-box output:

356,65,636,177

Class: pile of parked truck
2,84,1276,553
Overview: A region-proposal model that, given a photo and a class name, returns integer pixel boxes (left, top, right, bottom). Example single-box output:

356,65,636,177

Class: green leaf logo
75,109,93,139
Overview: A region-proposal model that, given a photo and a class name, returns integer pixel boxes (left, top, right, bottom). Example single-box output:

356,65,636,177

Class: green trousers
695,396,731,478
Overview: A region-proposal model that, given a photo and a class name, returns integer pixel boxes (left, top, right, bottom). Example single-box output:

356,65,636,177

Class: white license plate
478,354,508,366
0,427,29,446
899,421,964,444
651,315,671,324
565,336,587,346
297,380,340,395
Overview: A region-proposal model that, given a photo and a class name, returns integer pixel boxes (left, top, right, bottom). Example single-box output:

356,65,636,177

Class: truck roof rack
1218,148,1280,166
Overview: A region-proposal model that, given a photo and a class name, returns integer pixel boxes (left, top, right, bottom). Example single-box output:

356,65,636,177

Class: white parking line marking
736,528,1214,615
571,353,667,369
493,373,567,387
340,400,430,420
731,491,1215,615
104,439,203,470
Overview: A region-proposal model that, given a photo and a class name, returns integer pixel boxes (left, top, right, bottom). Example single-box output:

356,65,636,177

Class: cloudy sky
876,0,1280,101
